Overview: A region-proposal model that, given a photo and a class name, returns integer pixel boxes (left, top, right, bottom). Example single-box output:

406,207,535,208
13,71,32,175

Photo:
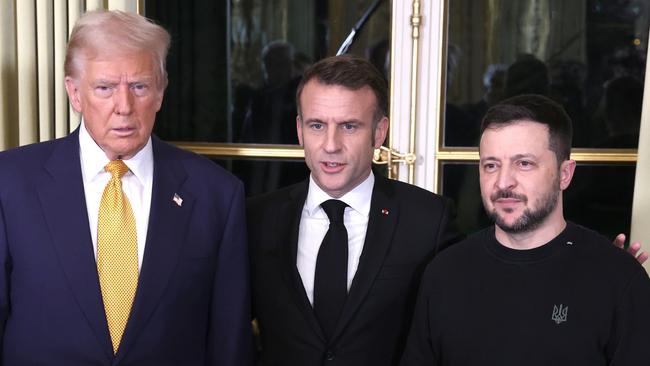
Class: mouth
111,126,137,137
495,198,521,204
321,161,346,173
493,198,523,212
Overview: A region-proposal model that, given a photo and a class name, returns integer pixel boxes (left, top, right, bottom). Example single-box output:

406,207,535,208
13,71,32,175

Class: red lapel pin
381,208,389,215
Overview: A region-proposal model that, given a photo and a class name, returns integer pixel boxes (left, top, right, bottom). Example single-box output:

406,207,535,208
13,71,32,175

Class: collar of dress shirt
78,119,154,186
304,171,374,218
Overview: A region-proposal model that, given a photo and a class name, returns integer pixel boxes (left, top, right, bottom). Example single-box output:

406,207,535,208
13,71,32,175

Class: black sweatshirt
401,222,650,366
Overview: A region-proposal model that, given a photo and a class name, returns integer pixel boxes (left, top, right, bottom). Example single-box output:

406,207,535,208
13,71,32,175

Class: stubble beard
485,177,560,234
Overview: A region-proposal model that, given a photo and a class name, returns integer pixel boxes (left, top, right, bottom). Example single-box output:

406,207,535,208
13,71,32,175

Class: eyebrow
92,76,154,84
303,118,364,125
480,153,537,163
510,153,537,161
303,118,324,124
479,156,498,164
92,79,119,85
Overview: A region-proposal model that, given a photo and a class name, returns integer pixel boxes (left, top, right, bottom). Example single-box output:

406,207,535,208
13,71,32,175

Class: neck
494,209,567,250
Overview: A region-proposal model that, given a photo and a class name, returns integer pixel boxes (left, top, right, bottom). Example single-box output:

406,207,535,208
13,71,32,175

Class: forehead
80,51,156,78
300,80,377,116
479,120,551,157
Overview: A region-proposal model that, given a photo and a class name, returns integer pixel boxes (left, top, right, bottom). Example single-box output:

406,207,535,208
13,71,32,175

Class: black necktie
313,199,349,340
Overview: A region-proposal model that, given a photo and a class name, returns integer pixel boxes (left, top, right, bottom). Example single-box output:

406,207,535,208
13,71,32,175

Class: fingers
613,233,626,249
627,242,640,256
628,242,648,265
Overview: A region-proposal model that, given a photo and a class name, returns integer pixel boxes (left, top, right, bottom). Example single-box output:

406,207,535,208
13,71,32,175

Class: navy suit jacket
0,131,252,365
247,176,460,366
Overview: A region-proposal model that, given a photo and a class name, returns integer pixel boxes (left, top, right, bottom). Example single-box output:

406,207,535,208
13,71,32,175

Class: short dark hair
296,55,388,125
480,94,572,163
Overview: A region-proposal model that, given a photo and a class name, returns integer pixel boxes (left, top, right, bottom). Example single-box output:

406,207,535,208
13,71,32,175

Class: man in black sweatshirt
401,94,650,366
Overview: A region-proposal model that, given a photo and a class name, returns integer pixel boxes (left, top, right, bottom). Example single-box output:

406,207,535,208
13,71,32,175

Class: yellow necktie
97,160,139,354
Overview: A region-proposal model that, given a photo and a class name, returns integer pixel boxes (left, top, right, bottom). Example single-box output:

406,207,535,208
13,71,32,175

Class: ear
296,114,304,146
65,76,82,112
559,159,576,191
373,117,389,148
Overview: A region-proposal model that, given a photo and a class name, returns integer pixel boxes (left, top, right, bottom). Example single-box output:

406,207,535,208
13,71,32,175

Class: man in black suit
247,55,460,365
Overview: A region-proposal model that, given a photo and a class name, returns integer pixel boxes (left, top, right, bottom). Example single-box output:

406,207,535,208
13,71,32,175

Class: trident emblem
551,304,568,324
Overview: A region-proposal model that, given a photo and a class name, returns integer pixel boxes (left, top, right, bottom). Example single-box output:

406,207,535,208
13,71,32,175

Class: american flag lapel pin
172,193,183,207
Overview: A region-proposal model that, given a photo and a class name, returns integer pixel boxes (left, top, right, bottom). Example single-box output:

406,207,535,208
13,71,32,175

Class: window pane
211,158,388,197
441,162,636,241
445,0,649,148
146,0,391,144
212,158,309,196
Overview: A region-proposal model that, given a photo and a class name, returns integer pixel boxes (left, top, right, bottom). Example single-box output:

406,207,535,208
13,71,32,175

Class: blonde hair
64,10,171,90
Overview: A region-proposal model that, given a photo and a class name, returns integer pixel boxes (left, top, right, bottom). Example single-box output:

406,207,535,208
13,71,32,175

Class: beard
484,177,560,234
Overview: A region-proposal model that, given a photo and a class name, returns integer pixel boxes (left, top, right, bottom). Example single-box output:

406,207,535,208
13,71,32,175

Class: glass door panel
444,0,649,148
143,0,393,195
145,0,391,145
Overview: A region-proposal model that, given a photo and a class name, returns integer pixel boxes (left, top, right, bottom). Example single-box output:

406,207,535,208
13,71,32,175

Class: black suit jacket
247,175,459,366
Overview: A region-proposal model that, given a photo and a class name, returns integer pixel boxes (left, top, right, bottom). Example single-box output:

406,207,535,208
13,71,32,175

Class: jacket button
324,351,335,361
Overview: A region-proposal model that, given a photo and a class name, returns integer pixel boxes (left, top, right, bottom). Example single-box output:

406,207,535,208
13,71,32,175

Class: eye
131,82,150,97
308,122,324,131
341,123,357,132
518,160,535,170
93,85,114,98
482,162,497,173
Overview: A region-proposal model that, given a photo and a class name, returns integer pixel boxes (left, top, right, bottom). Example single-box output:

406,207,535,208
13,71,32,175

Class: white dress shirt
78,121,153,269
297,172,374,305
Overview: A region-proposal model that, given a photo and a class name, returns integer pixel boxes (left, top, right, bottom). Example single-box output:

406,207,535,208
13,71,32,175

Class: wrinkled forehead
79,43,155,66
70,47,160,86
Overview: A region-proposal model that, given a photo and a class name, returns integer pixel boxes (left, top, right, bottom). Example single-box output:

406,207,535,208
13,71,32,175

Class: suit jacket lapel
116,138,194,361
331,175,398,341
36,131,114,360
281,181,326,341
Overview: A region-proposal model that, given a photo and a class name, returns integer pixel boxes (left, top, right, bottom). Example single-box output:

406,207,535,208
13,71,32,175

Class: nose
323,127,342,153
113,84,134,116
495,164,516,191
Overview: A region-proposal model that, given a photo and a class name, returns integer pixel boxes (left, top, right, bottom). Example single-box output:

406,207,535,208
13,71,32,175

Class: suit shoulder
0,138,60,164
383,177,449,204
154,137,242,188
0,138,64,180
381,178,452,218
246,181,303,212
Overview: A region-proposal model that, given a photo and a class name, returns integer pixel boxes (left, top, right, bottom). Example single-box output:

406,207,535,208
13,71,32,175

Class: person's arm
205,182,253,366
400,265,438,366
607,269,650,365
435,198,464,254
613,234,648,264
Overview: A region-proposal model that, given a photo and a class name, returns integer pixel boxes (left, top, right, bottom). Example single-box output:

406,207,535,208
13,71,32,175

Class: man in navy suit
0,10,252,365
